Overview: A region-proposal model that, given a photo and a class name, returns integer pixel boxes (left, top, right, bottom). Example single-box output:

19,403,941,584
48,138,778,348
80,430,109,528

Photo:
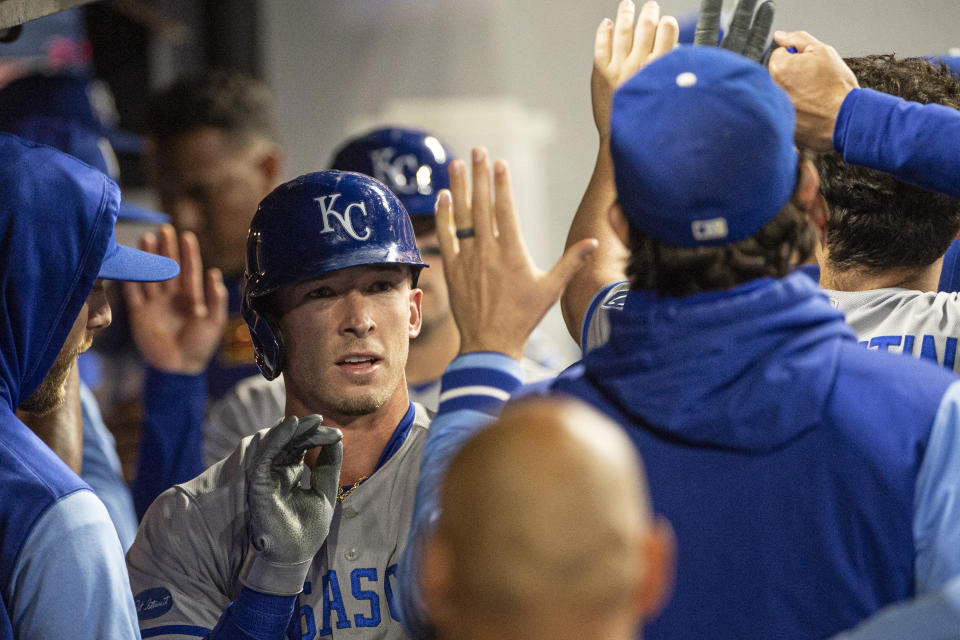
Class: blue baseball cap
610,46,798,247
98,230,180,282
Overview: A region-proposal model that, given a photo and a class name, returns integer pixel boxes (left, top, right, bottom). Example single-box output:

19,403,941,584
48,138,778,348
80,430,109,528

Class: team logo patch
134,587,173,620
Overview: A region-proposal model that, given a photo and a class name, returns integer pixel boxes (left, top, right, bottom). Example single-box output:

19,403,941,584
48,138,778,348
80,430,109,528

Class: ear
634,517,676,621
257,145,284,192
608,202,630,246
792,159,821,213
409,287,423,339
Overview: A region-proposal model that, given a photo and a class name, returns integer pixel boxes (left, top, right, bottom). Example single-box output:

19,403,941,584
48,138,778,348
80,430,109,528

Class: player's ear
608,201,630,246
792,158,821,214
408,285,423,339
634,517,676,621
257,144,284,191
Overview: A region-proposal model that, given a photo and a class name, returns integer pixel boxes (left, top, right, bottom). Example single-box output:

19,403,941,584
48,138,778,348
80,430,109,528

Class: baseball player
127,171,432,638
202,127,556,465
0,132,179,638
401,4,960,639
806,55,960,371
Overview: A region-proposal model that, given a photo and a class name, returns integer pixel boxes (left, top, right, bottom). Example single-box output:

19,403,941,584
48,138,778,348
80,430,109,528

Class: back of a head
609,46,813,297
818,55,960,275
145,69,275,144
241,170,425,380
427,396,669,640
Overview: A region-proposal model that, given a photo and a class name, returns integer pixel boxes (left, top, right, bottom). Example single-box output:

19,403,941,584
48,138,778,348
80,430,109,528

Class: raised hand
592,0,679,139
694,0,775,63
436,149,597,361
240,415,343,595
124,224,229,374
768,30,860,152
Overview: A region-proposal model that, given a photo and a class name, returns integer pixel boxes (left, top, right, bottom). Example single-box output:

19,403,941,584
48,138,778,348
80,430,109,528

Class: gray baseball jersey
204,356,554,466
826,287,960,373
129,404,431,639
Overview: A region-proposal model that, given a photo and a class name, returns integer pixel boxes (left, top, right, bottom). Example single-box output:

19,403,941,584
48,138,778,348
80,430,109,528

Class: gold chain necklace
337,475,368,502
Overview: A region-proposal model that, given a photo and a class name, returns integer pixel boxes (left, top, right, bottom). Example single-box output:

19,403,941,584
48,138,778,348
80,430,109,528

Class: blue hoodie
0,133,140,638
552,272,960,639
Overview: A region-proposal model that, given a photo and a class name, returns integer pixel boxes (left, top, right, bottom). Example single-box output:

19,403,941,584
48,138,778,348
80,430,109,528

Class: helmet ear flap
242,295,285,380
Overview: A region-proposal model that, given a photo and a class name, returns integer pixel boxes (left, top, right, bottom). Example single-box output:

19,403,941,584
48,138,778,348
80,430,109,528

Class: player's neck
820,257,943,293
406,313,460,384
293,381,412,486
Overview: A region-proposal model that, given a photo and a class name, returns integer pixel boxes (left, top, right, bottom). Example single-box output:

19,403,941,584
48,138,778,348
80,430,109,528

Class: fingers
310,437,343,502
449,159,472,235
722,0,758,54
492,160,521,250
156,224,180,294
179,231,205,316
650,15,680,61
205,267,229,324
629,1,661,65
435,189,458,261
471,148,495,242
594,17,614,69
744,0,775,62
610,0,637,67
693,0,722,46
544,238,600,300
773,29,821,52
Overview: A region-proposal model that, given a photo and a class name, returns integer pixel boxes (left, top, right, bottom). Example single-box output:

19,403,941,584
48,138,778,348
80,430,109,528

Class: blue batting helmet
242,170,427,379
329,127,454,216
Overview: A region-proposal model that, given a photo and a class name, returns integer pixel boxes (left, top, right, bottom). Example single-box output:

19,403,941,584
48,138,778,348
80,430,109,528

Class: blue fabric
397,352,522,639
133,367,207,518
550,273,959,639
831,574,960,639
835,88,960,201
938,238,960,292
80,381,138,551
0,132,138,636
207,588,296,640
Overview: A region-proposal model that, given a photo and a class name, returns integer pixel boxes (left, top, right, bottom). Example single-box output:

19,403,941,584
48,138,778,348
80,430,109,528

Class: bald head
423,396,673,640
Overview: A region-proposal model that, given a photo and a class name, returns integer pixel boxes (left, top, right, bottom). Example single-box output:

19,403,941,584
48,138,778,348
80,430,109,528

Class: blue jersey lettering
351,568,381,628
319,571,351,635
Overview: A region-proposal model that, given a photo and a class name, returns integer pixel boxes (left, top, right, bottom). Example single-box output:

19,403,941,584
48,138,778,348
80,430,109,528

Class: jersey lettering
351,568,381,628
319,570,351,635
314,194,372,241
863,333,960,370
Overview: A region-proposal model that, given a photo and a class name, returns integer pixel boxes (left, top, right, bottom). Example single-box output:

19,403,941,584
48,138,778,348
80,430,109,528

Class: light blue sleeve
80,381,138,552
7,490,141,639
914,380,960,593
831,574,960,640
397,352,523,639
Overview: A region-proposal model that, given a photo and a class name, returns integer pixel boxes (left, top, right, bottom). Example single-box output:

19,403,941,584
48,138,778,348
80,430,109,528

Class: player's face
275,265,422,422
148,127,277,277
413,228,451,337
19,280,111,414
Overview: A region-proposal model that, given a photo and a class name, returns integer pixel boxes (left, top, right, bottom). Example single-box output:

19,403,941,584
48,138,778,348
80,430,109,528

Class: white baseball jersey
826,287,960,373
128,404,431,639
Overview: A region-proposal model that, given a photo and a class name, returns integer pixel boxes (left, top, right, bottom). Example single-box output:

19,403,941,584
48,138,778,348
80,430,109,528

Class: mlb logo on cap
609,46,798,248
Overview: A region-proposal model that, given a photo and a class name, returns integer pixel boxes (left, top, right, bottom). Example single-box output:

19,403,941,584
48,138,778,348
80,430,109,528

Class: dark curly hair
818,55,960,273
145,69,276,144
625,160,815,297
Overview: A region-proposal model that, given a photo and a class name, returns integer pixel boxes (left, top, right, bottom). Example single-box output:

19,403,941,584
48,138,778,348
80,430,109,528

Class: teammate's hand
694,0,774,63
124,224,229,374
436,148,598,361
592,0,679,140
240,415,343,596
768,30,860,152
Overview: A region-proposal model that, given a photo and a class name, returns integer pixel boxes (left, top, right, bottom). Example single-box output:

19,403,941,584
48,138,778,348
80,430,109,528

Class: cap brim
118,200,169,224
97,234,179,282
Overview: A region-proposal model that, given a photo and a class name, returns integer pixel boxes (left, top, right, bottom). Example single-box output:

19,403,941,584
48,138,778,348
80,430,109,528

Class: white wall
260,0,960,362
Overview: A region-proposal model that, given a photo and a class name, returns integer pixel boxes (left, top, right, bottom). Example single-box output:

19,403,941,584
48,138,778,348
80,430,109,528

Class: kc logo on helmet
369,147,425,195
314,193,372,241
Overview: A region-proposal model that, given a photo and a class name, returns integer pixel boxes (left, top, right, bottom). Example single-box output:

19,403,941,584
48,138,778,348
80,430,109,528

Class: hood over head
0,132,118,409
